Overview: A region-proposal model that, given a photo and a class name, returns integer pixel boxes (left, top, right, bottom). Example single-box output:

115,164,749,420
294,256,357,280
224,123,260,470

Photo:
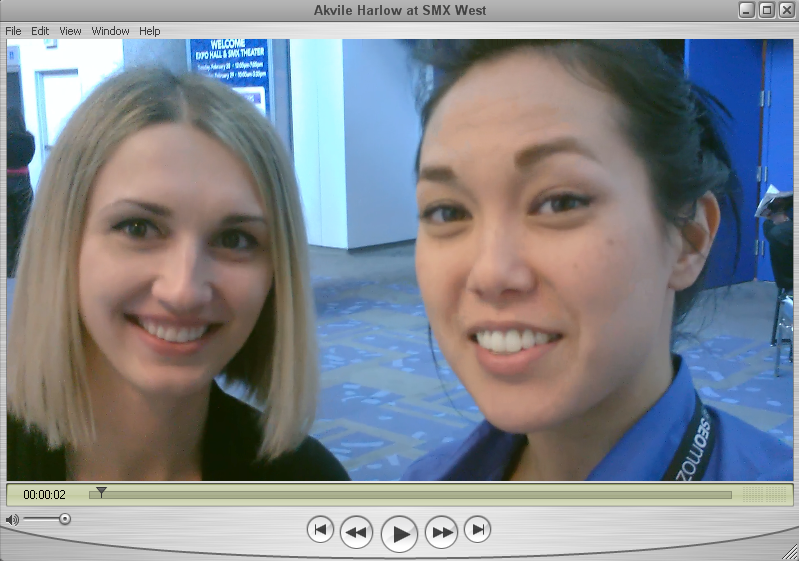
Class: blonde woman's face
78,123,273,397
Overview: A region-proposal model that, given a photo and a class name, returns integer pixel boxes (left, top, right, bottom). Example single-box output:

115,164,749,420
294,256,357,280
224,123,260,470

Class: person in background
763,195,793,348
7,107,35,278
7,68,350,482
404,40,792,482
763,196,793,282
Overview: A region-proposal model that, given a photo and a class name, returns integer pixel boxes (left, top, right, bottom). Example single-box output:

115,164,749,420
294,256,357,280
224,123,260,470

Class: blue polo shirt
402,355,793,481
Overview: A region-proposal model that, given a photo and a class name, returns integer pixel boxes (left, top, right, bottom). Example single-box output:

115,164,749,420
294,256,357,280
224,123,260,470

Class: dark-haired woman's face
415,51,698,435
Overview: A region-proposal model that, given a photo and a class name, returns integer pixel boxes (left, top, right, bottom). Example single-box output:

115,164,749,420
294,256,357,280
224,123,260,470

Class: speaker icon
6,514,20,526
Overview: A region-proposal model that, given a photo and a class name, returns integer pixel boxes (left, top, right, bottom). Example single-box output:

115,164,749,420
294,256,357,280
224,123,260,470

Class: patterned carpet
5,277,793,481
307,277,794,481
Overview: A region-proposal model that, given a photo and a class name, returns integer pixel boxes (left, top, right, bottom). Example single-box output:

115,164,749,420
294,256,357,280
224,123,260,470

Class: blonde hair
8,67,319,460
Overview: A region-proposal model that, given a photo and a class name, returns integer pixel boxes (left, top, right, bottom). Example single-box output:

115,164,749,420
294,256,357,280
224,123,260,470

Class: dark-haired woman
403,40,792,481
7,107,35,277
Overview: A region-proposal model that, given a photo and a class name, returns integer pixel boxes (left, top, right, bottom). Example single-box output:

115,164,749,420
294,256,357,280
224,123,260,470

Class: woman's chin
475,392,567,436
121,368,216,398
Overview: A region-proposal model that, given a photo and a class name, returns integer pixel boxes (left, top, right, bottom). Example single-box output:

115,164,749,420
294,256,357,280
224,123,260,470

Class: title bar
0,0,789,23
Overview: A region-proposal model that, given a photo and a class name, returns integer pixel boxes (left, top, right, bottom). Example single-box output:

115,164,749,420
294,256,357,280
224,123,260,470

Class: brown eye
537,193,592,214
215,230,258,250
113,219,157,239
421,204,471,224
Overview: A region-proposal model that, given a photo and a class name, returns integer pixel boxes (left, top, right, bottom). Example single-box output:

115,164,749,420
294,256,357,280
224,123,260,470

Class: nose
151,239,214,313
465,219,536,302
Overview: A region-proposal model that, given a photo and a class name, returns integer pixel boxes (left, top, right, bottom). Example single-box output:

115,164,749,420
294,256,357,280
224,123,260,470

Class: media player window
1,1,796,560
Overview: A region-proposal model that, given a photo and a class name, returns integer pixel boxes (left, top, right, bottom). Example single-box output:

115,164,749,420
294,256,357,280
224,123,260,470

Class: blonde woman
7,68,349,481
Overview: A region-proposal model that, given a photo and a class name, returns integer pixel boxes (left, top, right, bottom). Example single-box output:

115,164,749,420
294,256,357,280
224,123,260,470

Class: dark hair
412,39,741,332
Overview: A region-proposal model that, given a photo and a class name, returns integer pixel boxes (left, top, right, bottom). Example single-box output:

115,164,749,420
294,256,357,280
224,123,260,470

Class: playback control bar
306,514,491,552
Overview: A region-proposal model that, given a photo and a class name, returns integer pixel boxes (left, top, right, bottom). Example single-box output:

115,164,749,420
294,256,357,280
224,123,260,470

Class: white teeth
475,329,558,354
140,320,209,343
521,330,535,349
504,330,522,353
490,331,506,353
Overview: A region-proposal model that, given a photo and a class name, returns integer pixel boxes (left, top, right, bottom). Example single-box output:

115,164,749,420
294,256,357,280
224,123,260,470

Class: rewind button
349,527,367,538
341,516,373,549
425,516,458,549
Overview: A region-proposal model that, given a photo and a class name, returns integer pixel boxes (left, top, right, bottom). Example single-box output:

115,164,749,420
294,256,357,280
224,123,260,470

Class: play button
381,516,418,553
425,516,458,549
394,526,411,542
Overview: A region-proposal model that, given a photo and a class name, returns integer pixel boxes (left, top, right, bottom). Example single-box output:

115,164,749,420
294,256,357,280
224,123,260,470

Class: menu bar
5,25,163,38
2,22,797,40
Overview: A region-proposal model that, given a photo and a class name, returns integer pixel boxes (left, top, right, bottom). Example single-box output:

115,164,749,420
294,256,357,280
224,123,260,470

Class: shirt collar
440,355,697,481
586,354,697,480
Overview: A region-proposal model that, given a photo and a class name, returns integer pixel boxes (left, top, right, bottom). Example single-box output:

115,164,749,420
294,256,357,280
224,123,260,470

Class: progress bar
87,490,733,500
7,483,793,507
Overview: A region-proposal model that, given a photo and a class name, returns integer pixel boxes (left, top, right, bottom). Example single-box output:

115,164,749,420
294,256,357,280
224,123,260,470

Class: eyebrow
418,165,456,184
417,137,600,185
109,199,266,225
220,214,267,226
514,137,600,169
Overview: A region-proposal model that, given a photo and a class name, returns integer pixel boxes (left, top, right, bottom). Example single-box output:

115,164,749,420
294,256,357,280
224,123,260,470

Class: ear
668,192,721,291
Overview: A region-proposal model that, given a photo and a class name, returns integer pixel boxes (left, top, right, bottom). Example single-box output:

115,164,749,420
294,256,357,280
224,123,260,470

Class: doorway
35,69,82,163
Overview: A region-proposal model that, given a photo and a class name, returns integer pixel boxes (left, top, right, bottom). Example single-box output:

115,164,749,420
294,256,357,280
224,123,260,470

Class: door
757,39,794,282
685,39,763,288
36,69,82,163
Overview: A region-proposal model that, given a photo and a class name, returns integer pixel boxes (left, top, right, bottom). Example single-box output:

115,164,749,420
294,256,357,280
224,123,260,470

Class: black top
7,382,351,481
763,219,793,291
764,219,793,247
7,130,35,169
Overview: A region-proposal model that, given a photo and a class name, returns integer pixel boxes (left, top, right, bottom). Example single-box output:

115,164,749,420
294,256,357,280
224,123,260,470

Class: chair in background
774,294,793,376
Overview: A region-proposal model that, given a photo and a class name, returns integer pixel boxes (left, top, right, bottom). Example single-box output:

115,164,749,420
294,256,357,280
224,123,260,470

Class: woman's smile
124,314,224,358
466,322,564,377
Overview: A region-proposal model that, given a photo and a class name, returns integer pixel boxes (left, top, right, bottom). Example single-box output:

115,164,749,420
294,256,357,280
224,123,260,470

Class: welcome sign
189,39,271,117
